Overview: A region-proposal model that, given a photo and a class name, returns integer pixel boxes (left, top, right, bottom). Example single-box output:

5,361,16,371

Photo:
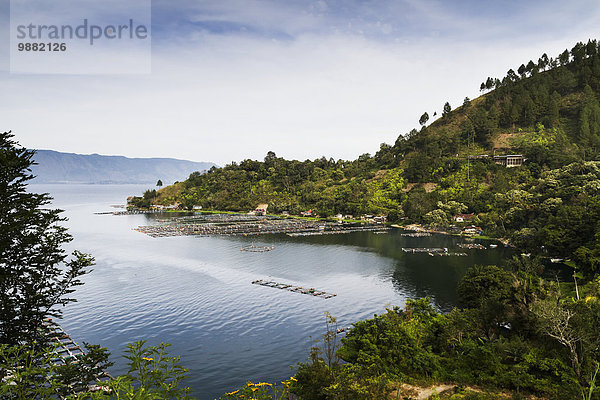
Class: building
462,225,483,235
254,203,268,216
494,155,526,167
453,213,474,223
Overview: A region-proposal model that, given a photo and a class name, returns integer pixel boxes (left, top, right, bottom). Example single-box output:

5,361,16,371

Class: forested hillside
146,40,600,399
142,39,600,273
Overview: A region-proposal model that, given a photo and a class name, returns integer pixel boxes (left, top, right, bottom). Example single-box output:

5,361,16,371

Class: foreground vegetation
291,260,600,399
7,38,600,399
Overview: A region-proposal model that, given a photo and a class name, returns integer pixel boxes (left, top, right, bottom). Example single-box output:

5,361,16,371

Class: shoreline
396,223,511,246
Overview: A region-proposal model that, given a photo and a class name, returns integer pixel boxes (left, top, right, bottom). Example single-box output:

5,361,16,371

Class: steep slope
145,40,600,265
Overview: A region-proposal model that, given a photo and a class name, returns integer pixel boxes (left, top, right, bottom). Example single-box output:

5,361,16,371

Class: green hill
136,39,600,271
136,40,600,400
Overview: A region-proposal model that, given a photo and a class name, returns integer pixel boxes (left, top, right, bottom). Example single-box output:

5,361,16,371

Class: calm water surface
32,184,515,399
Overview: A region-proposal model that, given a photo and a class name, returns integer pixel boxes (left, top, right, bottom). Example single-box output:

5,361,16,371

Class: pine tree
443,102,451,117
0,131,93,345
538,53,549,71
559,49,570,66
518,64,527,79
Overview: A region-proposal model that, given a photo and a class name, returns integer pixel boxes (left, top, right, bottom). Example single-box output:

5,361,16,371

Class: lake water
32,184,517,399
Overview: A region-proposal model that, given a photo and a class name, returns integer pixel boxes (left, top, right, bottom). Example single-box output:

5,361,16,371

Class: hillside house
494,155,526,167
254,203,268,216
462,225,483,235
453,213,474,223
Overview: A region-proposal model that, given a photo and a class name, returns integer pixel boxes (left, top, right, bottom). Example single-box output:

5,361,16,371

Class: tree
571,42,586,64
526,60,538,75
506,68,519,82
518,64,527,79
419,112,429,126
532,296,584,382
559,49,570,66
463,97,471,107
458,265,514,309
443,102,451,117
156,179,163,188
538,53,549,71
0,131,93,346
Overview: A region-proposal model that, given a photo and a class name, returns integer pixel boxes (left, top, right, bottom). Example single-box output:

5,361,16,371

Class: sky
1,0,599,165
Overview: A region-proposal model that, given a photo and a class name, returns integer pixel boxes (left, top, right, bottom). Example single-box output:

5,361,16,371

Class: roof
455,213,474,219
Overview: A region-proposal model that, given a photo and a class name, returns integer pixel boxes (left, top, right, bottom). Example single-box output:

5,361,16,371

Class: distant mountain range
30,150,216,184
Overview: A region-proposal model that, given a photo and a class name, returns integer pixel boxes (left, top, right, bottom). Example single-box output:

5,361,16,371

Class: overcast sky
1,0,599,165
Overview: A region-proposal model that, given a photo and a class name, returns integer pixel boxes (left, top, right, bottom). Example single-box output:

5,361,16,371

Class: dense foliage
0,131,93,346
291,259,600,399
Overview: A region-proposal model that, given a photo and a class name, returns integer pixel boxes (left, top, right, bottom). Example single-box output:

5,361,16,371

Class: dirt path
392,383,455,399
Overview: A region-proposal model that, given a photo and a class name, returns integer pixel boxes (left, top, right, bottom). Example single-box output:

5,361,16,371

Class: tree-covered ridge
149,152,407,220
141,39,600,268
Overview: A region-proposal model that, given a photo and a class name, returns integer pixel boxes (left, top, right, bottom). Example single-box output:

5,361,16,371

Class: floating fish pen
458,243,487,250
287,226,389,237
157,214,277,224
429,252,468,257
252,279,337,299
134,215,389,238
95,210,163,216
402,247,448,254
41,318,111,395
241,245,274,252
43,318,86,366
400,232,432,237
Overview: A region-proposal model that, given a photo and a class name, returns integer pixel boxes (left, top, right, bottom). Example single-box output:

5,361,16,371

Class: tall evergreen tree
559,49,570,66
443,102,451,117
0,131,93,345
526,60,537,75
538,53,549,71
571,42,586,64
507,69,519,82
